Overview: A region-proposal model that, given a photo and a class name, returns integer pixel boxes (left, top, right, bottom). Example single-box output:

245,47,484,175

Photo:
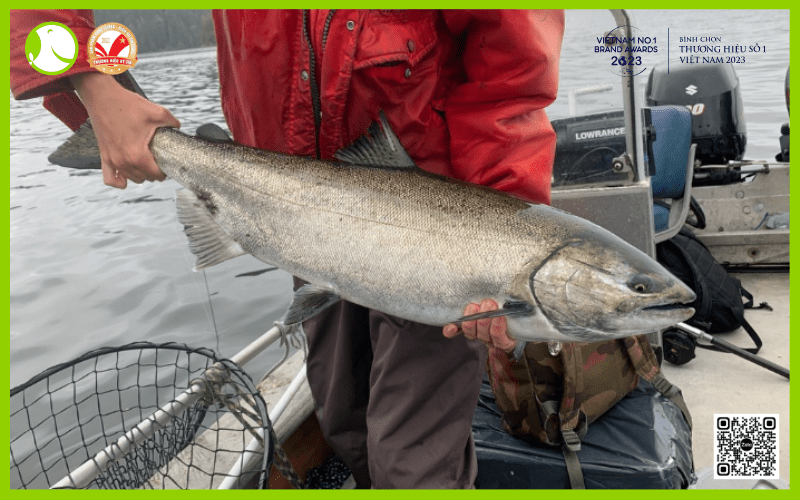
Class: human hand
442,299,517,352
70,72,180,189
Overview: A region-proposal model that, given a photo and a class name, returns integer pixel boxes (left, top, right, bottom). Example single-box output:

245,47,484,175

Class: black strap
741,287,755,309
634,367,695,476
561,429,585,489
696,316,763,355
650,373,693,430
725,285,766,354
735,316,763,354
687,196,707,229
741,287,774,312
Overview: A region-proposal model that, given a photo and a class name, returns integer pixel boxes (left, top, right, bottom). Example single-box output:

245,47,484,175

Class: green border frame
3,3,795,497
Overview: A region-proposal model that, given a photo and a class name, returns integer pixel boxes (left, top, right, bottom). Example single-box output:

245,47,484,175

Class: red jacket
11,9,563,204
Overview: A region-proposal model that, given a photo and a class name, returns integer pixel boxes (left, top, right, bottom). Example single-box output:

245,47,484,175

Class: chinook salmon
139,114,694,343
50,111,696,343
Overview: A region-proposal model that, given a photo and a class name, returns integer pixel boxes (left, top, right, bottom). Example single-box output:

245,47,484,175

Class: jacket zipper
302,9,336,159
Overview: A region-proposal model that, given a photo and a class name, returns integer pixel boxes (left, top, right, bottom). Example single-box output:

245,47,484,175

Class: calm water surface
10,10,790,389
10,47,293,388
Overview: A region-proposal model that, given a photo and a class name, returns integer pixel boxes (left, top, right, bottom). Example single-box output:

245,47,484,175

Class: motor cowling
776,66,789,162
646,62,746,165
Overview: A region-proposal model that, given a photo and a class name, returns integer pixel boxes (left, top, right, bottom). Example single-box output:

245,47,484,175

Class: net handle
49,326,283,489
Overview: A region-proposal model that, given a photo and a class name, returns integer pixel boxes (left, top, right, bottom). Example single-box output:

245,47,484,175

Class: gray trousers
296,278,487,488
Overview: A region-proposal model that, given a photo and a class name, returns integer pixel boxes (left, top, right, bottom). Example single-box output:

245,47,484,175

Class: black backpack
655,226,769,354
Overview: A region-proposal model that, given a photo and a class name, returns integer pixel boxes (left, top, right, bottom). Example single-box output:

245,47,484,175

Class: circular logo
25,22,79,75
740,438,754,451
597,25,656,78
87,23,138,75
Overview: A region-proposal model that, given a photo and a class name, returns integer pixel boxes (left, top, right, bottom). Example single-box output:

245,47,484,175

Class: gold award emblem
87,23,138,75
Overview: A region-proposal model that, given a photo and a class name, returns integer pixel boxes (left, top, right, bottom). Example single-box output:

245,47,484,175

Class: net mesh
10,342,272,489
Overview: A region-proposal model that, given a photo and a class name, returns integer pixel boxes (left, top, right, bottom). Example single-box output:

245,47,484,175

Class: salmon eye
629,275,655,294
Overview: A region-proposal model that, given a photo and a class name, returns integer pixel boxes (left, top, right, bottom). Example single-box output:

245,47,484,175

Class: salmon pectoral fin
280,284,341,326
175,189,247,270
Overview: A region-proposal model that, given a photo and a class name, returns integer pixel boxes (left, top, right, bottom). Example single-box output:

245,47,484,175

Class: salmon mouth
642,303,693,313
639,303,696,327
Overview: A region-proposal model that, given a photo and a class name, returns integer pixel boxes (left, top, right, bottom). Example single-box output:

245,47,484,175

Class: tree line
94,10,216,54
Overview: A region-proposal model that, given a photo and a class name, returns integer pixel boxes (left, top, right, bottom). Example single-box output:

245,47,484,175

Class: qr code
714,414,779,479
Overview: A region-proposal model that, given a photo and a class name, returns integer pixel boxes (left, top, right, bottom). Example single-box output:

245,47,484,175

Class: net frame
10,341,273,489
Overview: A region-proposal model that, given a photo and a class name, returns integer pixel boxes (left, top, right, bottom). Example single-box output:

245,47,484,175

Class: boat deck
159,271,789,489
661,271,790,484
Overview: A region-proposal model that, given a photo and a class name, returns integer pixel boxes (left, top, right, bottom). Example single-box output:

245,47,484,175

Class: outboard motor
776,66,789,162
786,64,790,115
646,62,747,166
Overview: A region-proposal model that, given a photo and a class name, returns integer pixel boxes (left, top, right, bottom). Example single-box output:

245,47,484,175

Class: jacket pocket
353,10,438,70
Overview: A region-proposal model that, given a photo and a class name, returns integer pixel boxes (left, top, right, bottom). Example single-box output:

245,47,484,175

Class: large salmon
145,114,695,343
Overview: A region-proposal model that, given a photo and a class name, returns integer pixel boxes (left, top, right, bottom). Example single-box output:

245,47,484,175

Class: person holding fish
11,10,565,488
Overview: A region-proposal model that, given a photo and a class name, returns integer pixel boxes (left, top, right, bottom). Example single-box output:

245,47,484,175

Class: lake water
10,10,789,391
10,46,296,389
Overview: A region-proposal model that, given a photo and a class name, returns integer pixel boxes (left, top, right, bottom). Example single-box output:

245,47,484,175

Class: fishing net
10,342,273,489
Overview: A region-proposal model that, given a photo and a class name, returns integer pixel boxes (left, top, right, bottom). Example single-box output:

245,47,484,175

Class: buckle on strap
562,429,582,452
651,373,678,398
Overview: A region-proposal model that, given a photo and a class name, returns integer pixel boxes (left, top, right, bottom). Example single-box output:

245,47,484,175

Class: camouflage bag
486,335,692,488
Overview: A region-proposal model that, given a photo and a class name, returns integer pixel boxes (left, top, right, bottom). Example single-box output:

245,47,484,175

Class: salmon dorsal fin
334,111,417,169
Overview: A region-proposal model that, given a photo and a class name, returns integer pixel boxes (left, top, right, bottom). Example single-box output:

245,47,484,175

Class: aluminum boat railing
52,325,302,489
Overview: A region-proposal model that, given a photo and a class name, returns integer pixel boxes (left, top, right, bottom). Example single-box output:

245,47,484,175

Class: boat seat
472,377,694,489
649,105,697,243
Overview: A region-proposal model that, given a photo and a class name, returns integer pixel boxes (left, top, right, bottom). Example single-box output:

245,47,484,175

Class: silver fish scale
149,128,590,326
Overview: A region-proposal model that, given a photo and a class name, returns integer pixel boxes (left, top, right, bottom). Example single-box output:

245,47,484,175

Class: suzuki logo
685,85,698,96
